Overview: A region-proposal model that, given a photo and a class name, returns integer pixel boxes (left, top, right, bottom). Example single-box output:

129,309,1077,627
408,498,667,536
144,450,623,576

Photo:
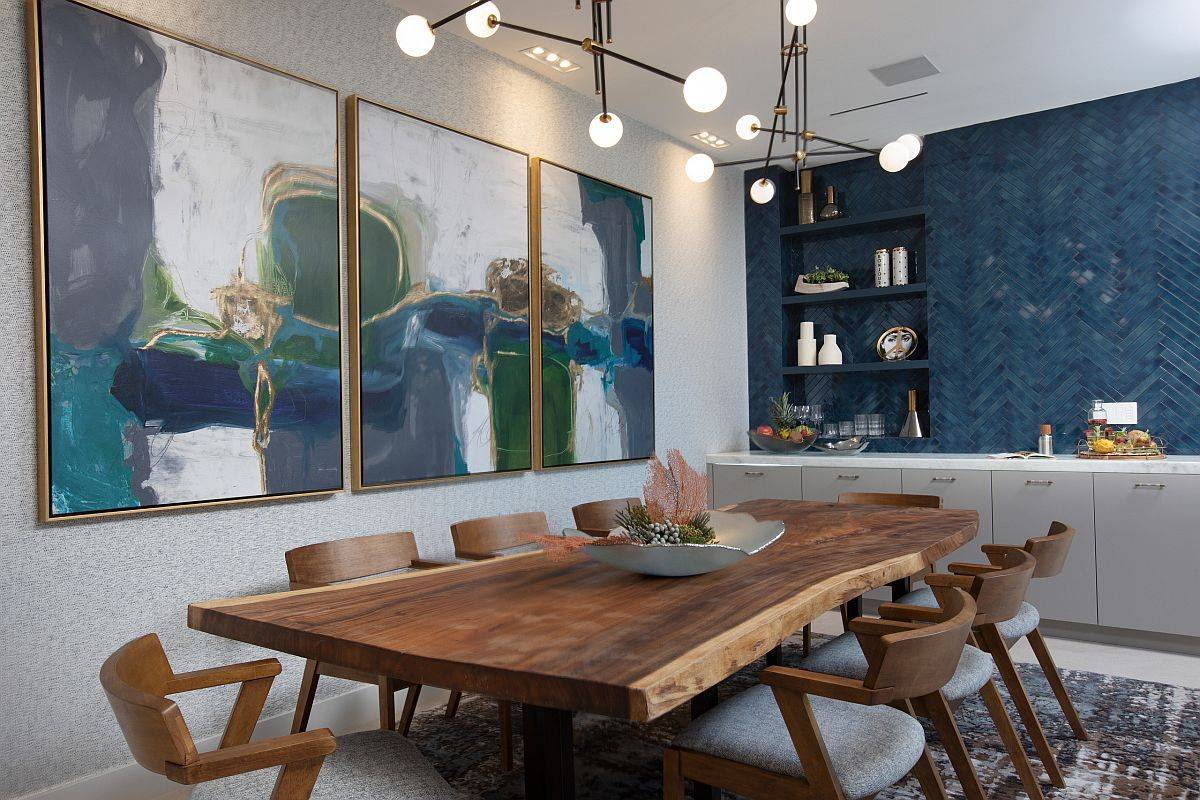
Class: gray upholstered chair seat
671,685,925,800
191,730,463,800
899,586,1040,639
797,630,994,703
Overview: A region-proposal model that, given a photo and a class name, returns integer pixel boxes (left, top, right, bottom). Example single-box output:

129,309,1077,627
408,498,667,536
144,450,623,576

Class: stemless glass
839,420,855,437
868,413,886,436
854,414,869,436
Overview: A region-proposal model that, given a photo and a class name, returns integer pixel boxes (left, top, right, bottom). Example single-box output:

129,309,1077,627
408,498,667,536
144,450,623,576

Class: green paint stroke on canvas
48,336,140,515
485,327,532,471
540,345,575,468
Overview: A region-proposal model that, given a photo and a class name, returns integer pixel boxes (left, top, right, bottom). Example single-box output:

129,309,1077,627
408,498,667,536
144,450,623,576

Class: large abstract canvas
537,161,654,467
349,98,532,488
32,0,342,520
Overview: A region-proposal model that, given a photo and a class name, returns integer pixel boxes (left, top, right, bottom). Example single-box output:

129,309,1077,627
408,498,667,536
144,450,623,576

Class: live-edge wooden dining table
189,499,978,800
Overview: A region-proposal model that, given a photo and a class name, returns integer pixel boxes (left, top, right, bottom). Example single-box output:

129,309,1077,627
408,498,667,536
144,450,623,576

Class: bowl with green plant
795,266,850,294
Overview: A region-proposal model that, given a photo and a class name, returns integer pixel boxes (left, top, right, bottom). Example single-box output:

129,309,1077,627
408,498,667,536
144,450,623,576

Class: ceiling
404,0,1200,167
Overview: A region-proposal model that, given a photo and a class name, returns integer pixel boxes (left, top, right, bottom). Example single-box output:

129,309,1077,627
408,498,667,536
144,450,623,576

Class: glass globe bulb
683,67,728,113
879,140,910,173
784,0,818,27
685,153,715,183
395,15,436,57
589,113,623,148
898,133,923,160
749,178,776,204
735,114,762,141
465,2,500,38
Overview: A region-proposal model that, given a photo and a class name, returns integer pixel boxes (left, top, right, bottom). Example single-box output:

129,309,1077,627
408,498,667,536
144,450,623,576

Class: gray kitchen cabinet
1094,473,1200,638
709,464,804,508
902,469,993,567
991,471,1097,624
801,466,902,501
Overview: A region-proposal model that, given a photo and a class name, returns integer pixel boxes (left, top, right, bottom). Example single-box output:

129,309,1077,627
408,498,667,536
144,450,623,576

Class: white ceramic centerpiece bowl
570,510,786,577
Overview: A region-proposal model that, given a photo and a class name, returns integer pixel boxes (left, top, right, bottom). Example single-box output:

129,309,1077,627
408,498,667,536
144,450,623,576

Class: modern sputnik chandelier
395,1,729,149
690,0,923,203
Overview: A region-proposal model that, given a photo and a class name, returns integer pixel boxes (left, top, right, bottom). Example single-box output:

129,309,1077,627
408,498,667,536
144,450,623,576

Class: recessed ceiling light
691,131,730,149
520,46,582,73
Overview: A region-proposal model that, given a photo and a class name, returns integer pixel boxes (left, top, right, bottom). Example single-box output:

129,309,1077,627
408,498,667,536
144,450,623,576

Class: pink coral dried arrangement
644,449,710,525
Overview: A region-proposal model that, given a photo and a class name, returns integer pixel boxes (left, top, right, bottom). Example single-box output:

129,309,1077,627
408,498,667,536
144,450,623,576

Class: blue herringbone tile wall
746,76,1200,454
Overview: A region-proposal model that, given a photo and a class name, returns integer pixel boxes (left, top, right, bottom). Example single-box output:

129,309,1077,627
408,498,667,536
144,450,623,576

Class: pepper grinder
1038,424,1054,455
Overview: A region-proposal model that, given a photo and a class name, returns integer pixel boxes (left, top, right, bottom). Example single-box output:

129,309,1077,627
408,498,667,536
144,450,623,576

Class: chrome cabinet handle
1025,479,1054,486
932,477,957,483
744,471,765,477
837,474,860,480
1134,482,1167,489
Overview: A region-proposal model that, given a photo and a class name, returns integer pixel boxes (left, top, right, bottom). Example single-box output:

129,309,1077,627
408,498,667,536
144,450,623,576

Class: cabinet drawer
991,471,1096,624
801,467,901,502
902,469,992,567
710,464,803,508
1095,473,1200,637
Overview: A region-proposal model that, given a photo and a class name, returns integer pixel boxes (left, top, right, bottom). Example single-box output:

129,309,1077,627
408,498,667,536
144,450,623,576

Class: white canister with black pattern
874,249,891,288
891,246,910,286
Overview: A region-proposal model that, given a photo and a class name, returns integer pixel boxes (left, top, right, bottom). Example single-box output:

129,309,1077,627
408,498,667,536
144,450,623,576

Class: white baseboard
17,685,452,800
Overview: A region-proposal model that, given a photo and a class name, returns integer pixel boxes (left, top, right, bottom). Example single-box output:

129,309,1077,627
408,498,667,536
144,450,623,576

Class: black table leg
766,644,785,666
845,595,863,622
889,576,913,601
522,704,574,800
691,687,721,800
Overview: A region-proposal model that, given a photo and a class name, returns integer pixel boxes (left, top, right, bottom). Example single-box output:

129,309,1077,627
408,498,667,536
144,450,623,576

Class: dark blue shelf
783,360,930,376
780,206,926,238
783,283,927,306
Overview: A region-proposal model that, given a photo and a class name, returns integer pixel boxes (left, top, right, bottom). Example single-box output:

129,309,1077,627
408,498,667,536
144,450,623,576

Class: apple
756,425,774,436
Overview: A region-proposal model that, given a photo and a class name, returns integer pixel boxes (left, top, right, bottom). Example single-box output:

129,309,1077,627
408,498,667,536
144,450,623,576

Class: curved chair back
286,531,421,590
837,492,943,509
571,498,639,536
1024,521,1075,579
943,548,1037,626
451,511,550,559
100,634,197,776
863,588,976,700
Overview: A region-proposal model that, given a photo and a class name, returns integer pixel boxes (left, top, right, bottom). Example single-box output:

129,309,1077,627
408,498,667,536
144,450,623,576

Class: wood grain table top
189,500,977,721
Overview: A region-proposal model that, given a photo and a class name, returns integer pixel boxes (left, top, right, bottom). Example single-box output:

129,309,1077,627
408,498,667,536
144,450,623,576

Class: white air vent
869,56,940,87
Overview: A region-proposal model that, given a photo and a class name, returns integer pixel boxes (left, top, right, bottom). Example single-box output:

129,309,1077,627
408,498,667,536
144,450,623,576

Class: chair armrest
924,573,975,591
848,617,925,636
168,659,282,694
410,559,457,569
947,562,1002,576
455,551,499,561
874,602,948,624
980,543,1025,560
760,666,875,704
165,729,336,784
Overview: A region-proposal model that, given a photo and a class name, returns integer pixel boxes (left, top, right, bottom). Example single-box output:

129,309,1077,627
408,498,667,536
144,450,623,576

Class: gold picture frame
29,0,344,521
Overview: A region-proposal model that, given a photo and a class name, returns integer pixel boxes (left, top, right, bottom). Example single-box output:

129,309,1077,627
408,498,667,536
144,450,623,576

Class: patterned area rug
409,633,1199,799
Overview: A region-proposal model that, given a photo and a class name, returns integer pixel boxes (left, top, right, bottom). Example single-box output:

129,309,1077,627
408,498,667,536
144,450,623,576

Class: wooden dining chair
981,522,1089,741
832,492,944,628
896,548,1068,792
571,498,639,536
445,511,555,769
285,532,454,739
450,510,550,559
101,634,461,800
665,588,980,800
801,548,1053,799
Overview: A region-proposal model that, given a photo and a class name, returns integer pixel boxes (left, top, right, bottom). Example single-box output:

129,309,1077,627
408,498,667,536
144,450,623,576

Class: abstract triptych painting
537,161,655,468
33,0,343,520
349,98,532,488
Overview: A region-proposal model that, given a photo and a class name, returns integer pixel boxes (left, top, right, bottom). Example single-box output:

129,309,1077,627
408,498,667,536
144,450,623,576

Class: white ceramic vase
797,321,817,366
817,334,843,365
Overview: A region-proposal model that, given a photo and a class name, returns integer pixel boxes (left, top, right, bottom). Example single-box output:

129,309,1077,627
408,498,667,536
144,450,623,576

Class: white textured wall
0,0,747,796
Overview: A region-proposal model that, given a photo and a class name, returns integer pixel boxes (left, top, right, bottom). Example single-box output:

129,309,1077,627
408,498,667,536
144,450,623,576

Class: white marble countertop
706,450,1200,474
